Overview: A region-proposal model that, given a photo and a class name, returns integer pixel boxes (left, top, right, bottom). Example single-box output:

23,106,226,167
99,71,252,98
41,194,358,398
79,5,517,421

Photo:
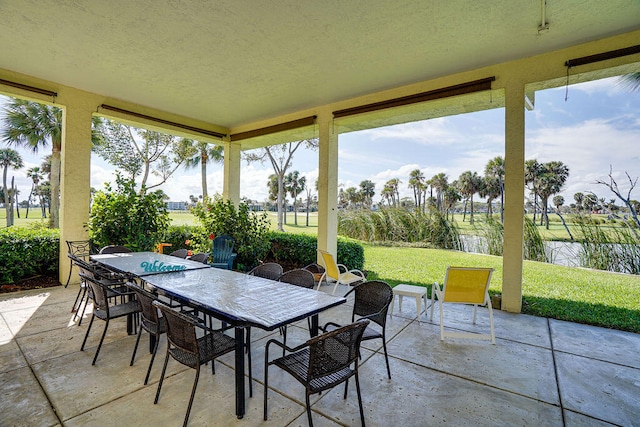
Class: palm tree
443,185,461,220
0,148,24,227
430,173,448,213
285,170,305,225
480,175,501,218
183,140,223,199
25,166,42,218
359,180,375,209
573,192,584,213
536,161,570,229
408,169,425,211
382,179,401,207
1,99,62,227
619,72,640,92
458,170,482,224
484,156,505,221
525,159,542,222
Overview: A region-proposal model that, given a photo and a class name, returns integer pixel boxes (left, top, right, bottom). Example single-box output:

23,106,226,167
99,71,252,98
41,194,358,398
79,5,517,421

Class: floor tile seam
398,353,562,407
563,408,626,427
408,320,553,351
56,379,154,424
547,317,567,426
13,323,80,341
264,381,352,427
12,335,64,426
552,348,640,371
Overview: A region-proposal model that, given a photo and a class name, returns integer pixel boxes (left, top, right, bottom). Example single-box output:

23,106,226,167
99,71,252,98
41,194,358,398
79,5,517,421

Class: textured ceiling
1,0,640,129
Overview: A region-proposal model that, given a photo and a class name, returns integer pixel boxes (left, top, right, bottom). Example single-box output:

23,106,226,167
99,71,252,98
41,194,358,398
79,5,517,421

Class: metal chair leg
154,351,170,404
92,318,110,365
130,325,143,366
183,365,201,427
144,334,160,385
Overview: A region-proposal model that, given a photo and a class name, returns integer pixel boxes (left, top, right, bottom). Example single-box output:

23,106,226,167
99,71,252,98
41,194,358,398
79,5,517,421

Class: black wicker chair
65,240,97,287
153,301,251,427
188,252,209,264
99,245,132,254
322,280,394,379
69,255,130,325
278,269,316,351
127,283,166,385
247,262,283,280
169,248,189,258
264,320,369,426
80,273,140,365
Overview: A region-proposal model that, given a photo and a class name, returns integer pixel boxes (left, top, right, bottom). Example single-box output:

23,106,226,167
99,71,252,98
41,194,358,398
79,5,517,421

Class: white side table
390,284,428,323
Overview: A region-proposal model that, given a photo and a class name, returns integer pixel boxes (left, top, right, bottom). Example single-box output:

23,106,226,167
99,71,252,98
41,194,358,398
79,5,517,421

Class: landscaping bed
0,274,61,293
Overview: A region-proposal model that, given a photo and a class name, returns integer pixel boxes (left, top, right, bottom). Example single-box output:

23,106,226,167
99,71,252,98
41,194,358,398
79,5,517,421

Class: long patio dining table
91,251,347,419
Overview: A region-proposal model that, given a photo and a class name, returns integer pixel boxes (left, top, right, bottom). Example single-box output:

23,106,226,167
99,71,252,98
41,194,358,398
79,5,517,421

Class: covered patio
1,283,639,426
1,1,640,315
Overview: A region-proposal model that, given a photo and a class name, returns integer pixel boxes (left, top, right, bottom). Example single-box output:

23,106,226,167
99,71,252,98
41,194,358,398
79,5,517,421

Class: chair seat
326,322,381,342
93,301,140,320
273,347,356,394
339,271,365,285
168,330,235,369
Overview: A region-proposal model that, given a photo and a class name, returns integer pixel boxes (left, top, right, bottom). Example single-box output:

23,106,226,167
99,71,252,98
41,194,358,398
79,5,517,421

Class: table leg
310,314,319,337
235,326,245,419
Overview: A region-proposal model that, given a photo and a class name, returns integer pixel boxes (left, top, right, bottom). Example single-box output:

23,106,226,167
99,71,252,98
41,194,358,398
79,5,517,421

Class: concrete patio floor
1,283,639,427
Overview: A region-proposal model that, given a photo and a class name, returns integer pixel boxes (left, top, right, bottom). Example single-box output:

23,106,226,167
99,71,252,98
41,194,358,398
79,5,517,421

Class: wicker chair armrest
343,280,367,298
265,338,306,362
320,321,342,333
308,319,370,346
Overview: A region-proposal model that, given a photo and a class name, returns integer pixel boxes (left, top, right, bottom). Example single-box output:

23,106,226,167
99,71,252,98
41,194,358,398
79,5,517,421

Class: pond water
461,235,588,267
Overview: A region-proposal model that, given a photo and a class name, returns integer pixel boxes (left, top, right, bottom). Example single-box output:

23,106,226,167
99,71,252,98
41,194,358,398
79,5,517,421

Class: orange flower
209,233,215,240
185,239,191,245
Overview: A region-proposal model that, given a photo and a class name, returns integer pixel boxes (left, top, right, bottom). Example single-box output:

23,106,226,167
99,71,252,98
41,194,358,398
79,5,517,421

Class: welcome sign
140,260,187,273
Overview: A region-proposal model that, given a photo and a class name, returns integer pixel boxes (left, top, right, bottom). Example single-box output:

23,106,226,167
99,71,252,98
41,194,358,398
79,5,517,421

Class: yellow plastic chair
316,249,365,295
430,267,495,344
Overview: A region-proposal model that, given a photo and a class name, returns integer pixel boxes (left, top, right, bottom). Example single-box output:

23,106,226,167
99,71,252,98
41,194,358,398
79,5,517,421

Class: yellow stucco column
502,82,525,313
223,138,241,205
316,111,338,258
59,91,95,284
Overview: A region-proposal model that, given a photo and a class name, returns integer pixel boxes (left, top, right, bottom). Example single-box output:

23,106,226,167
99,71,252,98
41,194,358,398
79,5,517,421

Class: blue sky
2,76,639,207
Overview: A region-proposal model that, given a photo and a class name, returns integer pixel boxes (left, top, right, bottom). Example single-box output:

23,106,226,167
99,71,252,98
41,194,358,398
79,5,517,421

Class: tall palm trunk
276,174,284,231
26,184,34,218
50,144,61,228
201,154,208,199
3,166,10,227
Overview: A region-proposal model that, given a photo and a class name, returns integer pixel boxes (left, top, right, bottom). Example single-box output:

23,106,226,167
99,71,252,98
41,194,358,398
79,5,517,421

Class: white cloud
361,118,461,145
527,117,640,200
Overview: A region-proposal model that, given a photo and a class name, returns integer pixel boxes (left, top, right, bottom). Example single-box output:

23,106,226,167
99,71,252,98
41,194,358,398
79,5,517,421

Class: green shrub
162,225,208,254
0,228,59,284
337,237,365,271
87,175,170,252
266,231,365,271
191,195,271,271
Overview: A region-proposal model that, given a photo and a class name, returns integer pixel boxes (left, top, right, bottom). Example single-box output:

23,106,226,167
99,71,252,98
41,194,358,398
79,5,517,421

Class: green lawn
0,208,49,229
361,244,640,332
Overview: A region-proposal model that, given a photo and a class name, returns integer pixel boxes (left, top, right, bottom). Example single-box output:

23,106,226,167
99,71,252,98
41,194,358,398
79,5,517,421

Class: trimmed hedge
265,231,364,271
0,228,59,285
